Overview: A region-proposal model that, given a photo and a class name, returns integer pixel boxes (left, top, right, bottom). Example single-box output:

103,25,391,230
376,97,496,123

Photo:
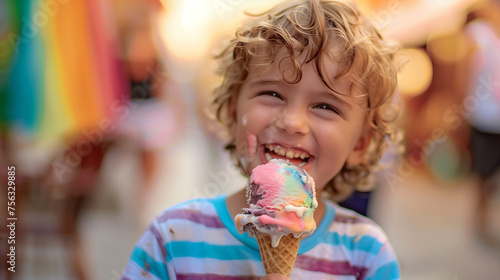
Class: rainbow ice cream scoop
235,159,318,247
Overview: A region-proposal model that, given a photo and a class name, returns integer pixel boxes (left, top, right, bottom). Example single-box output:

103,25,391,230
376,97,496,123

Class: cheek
313,126,351,175
234,107,259,144
318,121,358,151
236,105,274,134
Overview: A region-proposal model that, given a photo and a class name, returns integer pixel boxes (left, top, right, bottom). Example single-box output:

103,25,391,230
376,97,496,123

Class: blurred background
1,0,500,279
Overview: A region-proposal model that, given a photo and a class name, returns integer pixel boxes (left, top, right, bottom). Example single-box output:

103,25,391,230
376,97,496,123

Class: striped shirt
122,195,400,280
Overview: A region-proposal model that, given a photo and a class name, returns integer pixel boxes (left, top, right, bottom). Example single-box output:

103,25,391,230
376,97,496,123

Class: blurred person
113,0,186,199
121,0,402,279
464,0,500,245
39,136,113,280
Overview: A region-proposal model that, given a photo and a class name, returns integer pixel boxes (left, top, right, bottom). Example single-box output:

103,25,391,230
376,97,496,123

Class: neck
313,198,326,225
226,188,248,219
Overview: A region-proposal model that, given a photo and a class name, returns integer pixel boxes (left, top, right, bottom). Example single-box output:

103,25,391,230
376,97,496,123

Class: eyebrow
247,79,353,109
247,79,282,88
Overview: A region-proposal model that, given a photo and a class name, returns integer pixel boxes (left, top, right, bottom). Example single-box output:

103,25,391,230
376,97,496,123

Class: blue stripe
321,232,384,254
166,242,261,262
130,246,170,280
365,261,400,280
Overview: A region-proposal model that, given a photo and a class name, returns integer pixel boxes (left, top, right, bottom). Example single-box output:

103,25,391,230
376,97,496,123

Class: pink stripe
295,255,368,277
157,209,225,228
177,274,259,280
334,215,366,224
148,225,167,258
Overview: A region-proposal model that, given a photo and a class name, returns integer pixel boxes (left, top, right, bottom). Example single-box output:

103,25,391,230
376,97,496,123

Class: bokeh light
397,48,433,97
159,0,211,62
427,30,470,63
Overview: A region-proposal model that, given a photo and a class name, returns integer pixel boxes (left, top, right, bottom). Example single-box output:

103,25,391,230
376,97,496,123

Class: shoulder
325,200,391,248
324,201,400,278
295,201,399,279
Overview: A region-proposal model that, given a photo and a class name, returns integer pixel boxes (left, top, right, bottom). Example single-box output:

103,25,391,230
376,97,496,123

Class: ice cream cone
256,233,301,277
235,160,317,277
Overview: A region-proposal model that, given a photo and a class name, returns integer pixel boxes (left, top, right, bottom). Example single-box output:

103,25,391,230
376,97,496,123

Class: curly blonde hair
212,0,400,200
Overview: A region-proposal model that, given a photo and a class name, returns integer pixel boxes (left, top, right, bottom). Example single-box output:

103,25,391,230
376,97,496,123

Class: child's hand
260,274,290,280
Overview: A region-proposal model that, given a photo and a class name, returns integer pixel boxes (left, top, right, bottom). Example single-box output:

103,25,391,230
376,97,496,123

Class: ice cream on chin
235,159,318,248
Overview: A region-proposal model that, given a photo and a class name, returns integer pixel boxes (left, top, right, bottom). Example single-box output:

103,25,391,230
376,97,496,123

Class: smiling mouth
264,144,310,167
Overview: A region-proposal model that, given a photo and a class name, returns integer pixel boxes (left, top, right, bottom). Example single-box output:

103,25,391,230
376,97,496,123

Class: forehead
248,43,342,75
245,44,364,99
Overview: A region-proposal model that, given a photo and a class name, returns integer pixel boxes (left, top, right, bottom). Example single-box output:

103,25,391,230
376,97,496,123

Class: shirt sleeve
363,239,400,280
121,220,173,280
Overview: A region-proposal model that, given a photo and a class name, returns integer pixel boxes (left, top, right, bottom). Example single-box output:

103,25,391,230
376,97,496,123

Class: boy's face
230,47,371,192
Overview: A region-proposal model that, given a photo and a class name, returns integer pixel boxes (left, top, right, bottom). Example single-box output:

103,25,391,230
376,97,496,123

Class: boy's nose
274,109,310,135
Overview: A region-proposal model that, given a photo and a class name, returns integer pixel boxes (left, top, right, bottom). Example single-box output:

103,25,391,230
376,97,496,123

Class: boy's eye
258,91,283,99
314,103,342,115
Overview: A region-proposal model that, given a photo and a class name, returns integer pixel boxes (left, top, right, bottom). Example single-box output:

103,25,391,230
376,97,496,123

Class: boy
122,0,401,279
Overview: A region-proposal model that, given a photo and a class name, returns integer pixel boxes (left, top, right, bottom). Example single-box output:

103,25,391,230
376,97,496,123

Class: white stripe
292,267,357,280
363,244,398,277
302,244,377,268
171,257,264,276
136,230,167,261
122,260,164,280
329,222,389,244
168,199,217,214
157,219,243,245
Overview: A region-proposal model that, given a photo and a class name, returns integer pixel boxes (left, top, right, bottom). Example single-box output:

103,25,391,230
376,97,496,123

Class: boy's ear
346,128,372,167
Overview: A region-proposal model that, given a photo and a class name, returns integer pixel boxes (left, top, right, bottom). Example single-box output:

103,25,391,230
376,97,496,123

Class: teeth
298,161,306,167
265,152,273,162
265,144,310,160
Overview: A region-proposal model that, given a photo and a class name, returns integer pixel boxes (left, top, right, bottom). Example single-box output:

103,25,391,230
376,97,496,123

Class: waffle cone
256,234,300,277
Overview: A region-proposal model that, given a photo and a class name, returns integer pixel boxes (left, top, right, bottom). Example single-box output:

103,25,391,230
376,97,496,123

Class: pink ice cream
235,159,318,247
